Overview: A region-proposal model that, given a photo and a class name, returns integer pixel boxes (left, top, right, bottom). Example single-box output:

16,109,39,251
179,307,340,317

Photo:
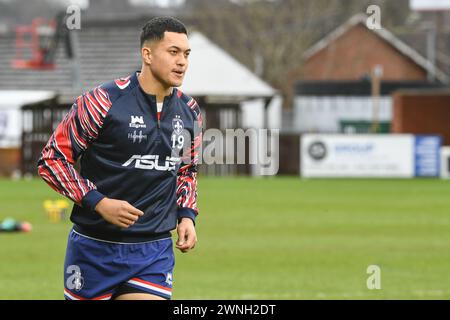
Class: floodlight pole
423,20,437,82
370,65,383,134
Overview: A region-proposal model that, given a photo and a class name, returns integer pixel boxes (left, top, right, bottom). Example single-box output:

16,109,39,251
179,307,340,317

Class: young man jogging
37,16,202,300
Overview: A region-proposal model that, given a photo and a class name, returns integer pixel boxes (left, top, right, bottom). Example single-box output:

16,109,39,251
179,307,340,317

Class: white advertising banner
410,0,450,11
301,134,415,178
440,146,450,179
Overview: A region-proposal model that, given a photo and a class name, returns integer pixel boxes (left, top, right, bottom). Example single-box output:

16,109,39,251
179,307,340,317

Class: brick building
279,14,449,175
302,14,447,82
291,14,448,135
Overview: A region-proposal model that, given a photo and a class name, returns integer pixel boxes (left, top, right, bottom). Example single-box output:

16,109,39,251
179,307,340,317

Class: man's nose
177,55,187,66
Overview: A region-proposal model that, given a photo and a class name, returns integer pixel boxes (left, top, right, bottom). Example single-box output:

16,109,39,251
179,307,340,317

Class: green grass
1,177,450,299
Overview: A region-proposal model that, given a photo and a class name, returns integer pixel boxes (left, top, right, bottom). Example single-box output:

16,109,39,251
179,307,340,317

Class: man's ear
141,45,152,65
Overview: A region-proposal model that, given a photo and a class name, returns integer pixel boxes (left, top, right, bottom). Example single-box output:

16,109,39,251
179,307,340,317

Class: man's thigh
114,293,166,300
120,238,175,299
64,230,126,300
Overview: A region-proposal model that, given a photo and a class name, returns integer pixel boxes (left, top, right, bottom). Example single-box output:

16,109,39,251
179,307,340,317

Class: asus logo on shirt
122,155,180,171
129,116,146,128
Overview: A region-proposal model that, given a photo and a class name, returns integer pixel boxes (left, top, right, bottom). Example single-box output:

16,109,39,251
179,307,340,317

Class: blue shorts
63,228,174,300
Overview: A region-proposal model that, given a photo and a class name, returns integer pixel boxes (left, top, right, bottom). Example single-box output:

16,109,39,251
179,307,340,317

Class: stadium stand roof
0,15,275,104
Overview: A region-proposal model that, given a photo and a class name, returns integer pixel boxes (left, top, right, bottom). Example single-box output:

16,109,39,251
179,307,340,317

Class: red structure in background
392,90,450,145
11,18,56,70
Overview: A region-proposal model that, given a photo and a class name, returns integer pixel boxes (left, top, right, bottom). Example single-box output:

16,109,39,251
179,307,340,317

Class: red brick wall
303,24,427,81
392,91,450,145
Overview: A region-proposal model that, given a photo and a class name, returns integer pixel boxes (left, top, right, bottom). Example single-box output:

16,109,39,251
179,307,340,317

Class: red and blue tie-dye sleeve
37,86,112,211
176,98,202,223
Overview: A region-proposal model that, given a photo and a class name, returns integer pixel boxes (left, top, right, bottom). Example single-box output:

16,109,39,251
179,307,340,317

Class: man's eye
170,51,177,55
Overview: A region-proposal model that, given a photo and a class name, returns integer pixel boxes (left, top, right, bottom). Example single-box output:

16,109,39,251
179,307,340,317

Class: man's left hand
176,217,197,253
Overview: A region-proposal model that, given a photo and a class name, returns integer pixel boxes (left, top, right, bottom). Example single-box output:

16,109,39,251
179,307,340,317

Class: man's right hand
94,197,144,228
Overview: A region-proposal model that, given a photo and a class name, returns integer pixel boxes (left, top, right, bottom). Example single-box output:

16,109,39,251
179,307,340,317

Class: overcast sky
56,0,185,9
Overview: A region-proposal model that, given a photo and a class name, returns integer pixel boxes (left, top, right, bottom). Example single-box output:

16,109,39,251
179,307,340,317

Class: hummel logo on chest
128,130,147,143
129,116,146,128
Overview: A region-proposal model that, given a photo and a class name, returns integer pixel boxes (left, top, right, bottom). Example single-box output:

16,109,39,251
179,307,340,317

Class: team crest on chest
172,115,184,135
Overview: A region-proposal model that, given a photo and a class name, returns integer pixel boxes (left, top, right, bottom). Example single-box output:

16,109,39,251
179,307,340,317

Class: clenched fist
94,197,144,228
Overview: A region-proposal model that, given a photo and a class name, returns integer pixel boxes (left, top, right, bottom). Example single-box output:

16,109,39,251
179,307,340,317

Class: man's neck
137,69,172,103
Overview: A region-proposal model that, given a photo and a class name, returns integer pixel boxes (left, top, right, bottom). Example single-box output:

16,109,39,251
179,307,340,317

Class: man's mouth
173,70,184,77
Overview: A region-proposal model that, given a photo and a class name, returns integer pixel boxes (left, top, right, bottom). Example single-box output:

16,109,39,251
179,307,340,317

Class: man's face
145,31,191,88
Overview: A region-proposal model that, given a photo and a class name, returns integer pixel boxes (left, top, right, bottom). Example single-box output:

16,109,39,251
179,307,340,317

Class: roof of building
0,14,275,104
0,90,56,109
181,32,276,99
0,17,143,103
303,14,449,84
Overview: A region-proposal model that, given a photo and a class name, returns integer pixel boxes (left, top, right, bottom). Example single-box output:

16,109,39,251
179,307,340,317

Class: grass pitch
1,177,450,299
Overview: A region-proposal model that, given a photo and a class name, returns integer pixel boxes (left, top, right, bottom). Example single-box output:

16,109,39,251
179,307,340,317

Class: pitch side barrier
300,134,442,178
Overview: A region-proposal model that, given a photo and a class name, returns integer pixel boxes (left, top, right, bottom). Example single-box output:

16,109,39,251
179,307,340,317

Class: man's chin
170,81,183,88
167,75,185,88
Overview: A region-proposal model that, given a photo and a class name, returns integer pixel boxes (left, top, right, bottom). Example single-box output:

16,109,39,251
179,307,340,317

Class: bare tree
184,0,412,108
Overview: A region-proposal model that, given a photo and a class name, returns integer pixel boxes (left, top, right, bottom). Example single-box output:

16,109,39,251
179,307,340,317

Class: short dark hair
140,17,188,47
